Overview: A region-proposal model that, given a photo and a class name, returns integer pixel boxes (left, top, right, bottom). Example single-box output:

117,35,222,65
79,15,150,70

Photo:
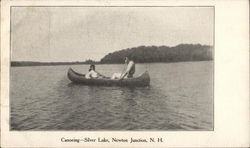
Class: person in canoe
85,64,107,79
111,57,135,80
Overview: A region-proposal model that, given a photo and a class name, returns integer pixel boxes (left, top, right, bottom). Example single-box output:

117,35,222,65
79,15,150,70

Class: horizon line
11,43,213,63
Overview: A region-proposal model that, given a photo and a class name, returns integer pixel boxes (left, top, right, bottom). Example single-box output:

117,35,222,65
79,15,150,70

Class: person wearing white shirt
85,65,106,79
111,57,135,80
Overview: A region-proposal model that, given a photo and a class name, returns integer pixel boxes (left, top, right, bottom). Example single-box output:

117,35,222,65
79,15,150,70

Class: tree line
100,44,213,64
11,61,98,67
11,44,213,66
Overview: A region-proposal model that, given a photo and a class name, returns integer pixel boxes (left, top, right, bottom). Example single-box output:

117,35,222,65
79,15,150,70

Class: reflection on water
10,61,213,130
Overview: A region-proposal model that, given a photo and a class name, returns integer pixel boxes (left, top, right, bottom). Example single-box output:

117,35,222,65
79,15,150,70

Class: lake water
10,61,213,130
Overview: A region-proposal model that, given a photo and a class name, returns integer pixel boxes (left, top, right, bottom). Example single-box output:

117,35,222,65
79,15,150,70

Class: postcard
1,0,249,147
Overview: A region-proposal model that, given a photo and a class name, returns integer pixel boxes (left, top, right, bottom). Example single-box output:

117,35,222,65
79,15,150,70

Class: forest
100,44,213,64
11,44,213,66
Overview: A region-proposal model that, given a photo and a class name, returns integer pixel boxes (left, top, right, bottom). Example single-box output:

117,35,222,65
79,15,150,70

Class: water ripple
10,62,213,130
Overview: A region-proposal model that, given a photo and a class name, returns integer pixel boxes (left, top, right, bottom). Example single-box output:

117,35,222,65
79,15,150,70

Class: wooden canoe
67,68,150,87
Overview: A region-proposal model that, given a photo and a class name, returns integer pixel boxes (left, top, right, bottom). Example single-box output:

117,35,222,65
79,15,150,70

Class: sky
11,7,214,62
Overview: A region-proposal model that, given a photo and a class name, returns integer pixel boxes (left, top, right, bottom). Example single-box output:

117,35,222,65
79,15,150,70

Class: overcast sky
11,7,213,62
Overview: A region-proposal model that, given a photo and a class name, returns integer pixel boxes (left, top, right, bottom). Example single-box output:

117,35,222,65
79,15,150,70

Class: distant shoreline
11,59,212,67
11,61,96,67
11,44,213,67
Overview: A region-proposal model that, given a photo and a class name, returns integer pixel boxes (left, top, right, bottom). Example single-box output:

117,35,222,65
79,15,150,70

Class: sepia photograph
10,6,214,131
1,0,249,147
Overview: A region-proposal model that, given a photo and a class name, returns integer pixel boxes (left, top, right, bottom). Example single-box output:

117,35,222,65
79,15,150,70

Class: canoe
67,68,150,87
